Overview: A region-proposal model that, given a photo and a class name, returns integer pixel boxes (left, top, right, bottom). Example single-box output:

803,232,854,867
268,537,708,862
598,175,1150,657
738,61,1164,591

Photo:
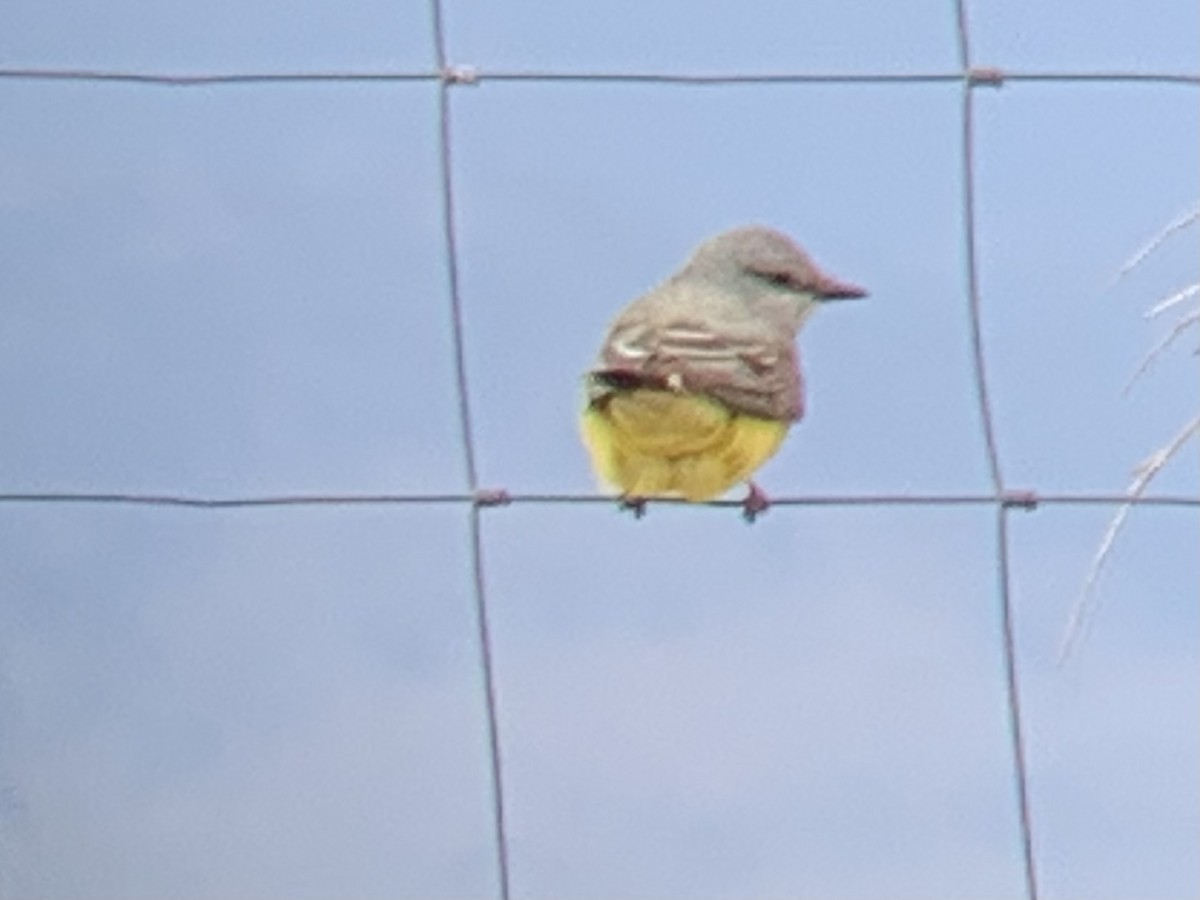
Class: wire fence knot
474,488,512,508
1002,488,1039,511
968,66,1006,87
442,64,480,86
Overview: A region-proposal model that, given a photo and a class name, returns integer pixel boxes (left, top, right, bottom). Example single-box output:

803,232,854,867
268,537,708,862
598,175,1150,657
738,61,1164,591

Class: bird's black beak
814,272,868,301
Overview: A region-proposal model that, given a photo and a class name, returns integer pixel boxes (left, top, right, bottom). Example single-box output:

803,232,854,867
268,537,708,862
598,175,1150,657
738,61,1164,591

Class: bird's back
593,275,806,422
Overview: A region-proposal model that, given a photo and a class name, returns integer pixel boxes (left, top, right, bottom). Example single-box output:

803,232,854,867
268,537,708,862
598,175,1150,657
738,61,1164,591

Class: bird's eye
762,271,794,288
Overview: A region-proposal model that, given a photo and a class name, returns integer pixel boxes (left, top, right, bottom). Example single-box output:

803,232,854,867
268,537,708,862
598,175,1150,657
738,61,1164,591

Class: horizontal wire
0,491,1196,509
1,67,1197,88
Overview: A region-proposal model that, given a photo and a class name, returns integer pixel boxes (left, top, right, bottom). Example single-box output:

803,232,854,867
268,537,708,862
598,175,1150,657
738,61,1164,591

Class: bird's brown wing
593,314,804,422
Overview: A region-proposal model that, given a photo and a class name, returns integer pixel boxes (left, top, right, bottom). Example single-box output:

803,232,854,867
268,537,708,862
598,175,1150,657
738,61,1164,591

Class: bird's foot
742,483,770,523
618,495,648,519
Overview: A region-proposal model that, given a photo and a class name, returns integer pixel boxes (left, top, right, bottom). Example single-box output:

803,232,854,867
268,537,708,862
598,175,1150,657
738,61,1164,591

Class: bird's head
682,226,867,328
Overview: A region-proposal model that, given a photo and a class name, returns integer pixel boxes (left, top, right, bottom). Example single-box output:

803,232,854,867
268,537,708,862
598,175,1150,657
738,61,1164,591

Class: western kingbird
580,226,865,520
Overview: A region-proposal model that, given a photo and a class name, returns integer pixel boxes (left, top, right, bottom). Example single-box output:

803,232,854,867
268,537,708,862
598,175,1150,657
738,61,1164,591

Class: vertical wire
996,506,1040,900
954,7,1004,491
953,2,1040,898
428,2,512,898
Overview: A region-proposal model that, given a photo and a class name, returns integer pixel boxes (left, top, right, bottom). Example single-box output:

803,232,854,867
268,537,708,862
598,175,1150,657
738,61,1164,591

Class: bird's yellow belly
580,389,789,502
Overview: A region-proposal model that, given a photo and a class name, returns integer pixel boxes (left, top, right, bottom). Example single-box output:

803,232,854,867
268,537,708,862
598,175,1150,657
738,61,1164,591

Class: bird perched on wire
580,226,865,521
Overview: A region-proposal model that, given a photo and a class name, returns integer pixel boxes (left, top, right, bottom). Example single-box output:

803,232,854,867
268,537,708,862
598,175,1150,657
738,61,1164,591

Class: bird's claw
742,483,770,523
618,495,648,519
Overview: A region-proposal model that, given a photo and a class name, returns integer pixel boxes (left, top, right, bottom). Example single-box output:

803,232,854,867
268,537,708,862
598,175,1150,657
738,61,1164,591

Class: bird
580,226,865,521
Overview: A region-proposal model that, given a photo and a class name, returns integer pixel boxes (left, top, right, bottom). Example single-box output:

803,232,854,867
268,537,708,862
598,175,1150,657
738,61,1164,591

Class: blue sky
1,1,1197,898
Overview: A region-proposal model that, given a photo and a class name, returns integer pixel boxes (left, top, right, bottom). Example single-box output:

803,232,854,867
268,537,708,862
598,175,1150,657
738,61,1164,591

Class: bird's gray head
681,225,867,327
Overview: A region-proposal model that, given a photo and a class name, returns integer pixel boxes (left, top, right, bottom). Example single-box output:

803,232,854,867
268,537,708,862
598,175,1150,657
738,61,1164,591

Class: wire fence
2,1,1198,898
